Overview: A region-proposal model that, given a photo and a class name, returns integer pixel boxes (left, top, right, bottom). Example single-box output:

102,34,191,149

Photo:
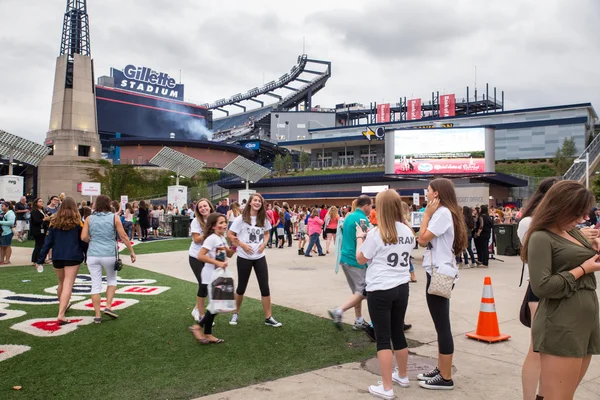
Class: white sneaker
368,382,394,399
352,318,365,330
230,313,239,325
392,368,409,387
36,264,44,273
191,308,200,322
265,316,282,327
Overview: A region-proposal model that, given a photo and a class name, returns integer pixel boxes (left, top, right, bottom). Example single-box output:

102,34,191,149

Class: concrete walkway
6,244,600,399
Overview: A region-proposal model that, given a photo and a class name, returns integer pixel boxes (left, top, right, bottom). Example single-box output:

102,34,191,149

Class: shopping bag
207,268,236,314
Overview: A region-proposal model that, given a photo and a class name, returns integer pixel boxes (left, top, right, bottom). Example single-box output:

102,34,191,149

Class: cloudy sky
1,0,598,144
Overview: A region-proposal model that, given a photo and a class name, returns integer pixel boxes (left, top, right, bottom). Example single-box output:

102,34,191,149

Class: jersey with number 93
359,222,415,292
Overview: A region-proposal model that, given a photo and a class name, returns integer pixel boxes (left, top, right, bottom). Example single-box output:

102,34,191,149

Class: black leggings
189,256,207,298
200,310,216,335
284,221,292,246
236,256,270,297
426,273,454,354
31,234,46,263
367,283,409,352
476,234,490,266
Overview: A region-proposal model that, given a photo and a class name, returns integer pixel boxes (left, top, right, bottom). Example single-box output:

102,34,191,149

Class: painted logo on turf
0,303,26,321
69,298,139,311
0,345,31,362
115,286,171,295
44,283,107,296
75,274,157,285
11,317,96,337
0,290,85,305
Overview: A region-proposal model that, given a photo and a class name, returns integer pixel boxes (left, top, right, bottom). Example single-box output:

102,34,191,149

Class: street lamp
573,152,590,189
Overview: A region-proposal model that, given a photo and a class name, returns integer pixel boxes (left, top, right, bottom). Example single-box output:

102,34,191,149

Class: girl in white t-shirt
416,178,467,391
188,199,216,323
189,212,235,344
356,189,414,399
228,193,282,327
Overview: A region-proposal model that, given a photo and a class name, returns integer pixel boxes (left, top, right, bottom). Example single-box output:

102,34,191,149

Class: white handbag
427,248,456,299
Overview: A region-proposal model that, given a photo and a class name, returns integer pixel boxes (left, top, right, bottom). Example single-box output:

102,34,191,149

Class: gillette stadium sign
111,65,184,101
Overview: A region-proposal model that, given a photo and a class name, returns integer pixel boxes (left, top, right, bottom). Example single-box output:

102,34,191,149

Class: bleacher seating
212,106,273,133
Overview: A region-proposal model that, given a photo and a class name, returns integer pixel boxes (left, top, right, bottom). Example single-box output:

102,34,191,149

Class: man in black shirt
215,199,229,215
14,196,30,243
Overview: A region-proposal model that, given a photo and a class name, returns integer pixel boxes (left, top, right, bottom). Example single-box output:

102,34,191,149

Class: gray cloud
0,0,599,145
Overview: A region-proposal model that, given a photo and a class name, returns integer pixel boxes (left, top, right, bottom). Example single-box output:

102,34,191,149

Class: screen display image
393,128,485,175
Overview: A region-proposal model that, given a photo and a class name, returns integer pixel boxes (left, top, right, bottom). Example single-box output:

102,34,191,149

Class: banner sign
120,195,128,211
167,185,187,211
407,99,422,120
412,193,420,206
376,103,391,123
439,94,456,117
81,182,101,196
111,65,184,101
362,185,389,193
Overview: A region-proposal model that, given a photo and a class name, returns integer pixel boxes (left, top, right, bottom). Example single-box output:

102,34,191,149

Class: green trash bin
172,216,191,238
494,224,519,256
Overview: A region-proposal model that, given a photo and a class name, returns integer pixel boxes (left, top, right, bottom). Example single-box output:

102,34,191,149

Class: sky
1,0,599,144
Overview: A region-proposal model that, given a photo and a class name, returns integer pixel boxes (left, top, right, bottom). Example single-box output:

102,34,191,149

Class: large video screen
392,127,486,175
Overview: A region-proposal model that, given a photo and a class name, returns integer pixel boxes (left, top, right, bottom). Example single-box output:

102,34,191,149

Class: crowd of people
3,176,600,399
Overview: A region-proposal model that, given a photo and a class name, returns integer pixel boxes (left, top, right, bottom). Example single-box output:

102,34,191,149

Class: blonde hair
351,199,358,212
327,206,338,220
375,190,404,245
401,201,410,225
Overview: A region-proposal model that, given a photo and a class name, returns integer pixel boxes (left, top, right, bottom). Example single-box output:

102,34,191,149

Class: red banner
407,99,422,120
394,158,485,175
439,94,456,117
376,103,391,123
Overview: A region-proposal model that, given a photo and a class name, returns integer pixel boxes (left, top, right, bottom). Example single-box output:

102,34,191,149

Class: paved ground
6,243,600,399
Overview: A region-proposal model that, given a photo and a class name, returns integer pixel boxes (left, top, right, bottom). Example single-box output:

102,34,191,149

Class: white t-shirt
422,206,457,278
229,215,272,260
200,233,228,284
359,222,415,292
188,217,205,257
517,216,532,280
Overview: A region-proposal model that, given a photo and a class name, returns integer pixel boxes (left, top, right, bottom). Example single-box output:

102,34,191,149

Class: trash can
494,224,519,256
172,216,191,238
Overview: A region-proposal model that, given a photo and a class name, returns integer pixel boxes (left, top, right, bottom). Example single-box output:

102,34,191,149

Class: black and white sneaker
363,322,376,342
417,367,440,381
328,309,343,331
418,374,454,390
265,316,282,327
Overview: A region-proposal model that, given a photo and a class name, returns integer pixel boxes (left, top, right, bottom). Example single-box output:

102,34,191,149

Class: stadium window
296,135,306,139
278,135,286,140
78,145,90,157
47,145,54,156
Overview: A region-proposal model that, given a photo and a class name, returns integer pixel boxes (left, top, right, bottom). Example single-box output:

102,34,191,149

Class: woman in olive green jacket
522,180,600,400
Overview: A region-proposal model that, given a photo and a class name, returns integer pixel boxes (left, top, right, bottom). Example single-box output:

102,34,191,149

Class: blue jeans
305,233,323,255
409,261,414,273
456,235,476,264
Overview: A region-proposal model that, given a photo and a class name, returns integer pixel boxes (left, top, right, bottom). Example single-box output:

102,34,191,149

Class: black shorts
325,228,337,235
526,283,540,303
53,260,81,269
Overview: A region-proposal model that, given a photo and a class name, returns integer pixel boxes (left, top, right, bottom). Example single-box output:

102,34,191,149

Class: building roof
218,170,528,190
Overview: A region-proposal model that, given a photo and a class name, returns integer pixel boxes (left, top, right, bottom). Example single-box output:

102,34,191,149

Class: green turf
0,264,381,400
120,238,192,255
9,239,34,248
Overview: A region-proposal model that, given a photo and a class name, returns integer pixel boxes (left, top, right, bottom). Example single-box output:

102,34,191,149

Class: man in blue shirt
328,195,372,331
215,199,229,215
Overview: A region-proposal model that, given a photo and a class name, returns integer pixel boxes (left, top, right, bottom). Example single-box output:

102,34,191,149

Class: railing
508,173,559,201
563,132,600,181
286,158,385,171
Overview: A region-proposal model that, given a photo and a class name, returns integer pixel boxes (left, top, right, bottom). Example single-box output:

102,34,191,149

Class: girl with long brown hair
228,193,282,327
521,181,600,400
416,178,467,390
356,190,415,398
36,197,87,324
189,198,216,323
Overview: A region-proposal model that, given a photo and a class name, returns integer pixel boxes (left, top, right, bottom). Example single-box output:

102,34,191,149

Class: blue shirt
340,209,370,269
0,210,15,236
87,212,118,257
38,225,86,264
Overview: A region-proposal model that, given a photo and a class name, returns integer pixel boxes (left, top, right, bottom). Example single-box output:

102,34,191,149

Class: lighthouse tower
38,0,101,201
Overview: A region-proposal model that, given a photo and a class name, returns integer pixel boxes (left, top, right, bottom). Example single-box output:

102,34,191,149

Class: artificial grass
120,238,192,255
0,264,377,400
9,239,34,248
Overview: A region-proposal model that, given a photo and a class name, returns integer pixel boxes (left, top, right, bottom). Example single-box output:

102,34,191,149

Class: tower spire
60,0,91,58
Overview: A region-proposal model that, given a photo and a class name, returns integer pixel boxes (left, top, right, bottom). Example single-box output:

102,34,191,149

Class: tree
283,154,292,172
83,160,141,200
553,137,578,175
197,168,221,184
299,151,309,171
273,155,284,176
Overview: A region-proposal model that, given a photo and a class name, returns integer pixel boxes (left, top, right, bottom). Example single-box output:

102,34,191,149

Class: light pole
573,152,589,189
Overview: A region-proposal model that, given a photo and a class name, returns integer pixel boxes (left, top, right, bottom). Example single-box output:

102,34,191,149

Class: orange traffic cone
465,276,510,343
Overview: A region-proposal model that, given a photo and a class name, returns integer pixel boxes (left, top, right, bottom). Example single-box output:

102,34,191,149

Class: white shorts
16,220,29,233
86,256,118,294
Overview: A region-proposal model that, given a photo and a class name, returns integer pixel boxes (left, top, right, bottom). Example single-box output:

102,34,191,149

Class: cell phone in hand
356,219,368,233
215,252,226,262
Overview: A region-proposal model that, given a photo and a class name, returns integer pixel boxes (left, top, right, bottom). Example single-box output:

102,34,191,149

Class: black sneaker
417,367,440,381
363,322,376,342
265,316,282,327
418,374,454,390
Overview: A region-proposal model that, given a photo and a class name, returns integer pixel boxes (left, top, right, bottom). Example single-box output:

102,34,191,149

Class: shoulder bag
427,244,456,299
113,214,123,272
